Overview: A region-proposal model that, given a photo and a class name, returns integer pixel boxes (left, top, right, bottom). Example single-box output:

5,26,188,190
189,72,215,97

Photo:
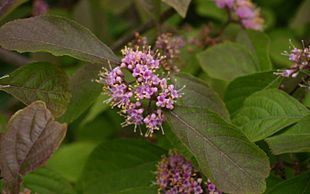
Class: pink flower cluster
276,43,310,78
97,47,182,136
155,152,204,194
214,0,264,30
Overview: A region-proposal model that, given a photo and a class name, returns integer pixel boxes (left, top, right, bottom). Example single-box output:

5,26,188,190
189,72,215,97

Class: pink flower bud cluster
155,152,204,194
97,47,182,137
155,33,185,72
276,43,310,78
214,0,264,30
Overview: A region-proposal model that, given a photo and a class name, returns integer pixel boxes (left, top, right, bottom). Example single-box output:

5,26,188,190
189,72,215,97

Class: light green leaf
0,62,71,117
80,94,110,126
266,172,310,194
266,114,310,154
224,71,281,114
196,42,259,81
195,0,226,21
0,15,119,64
236,30,273,71
23,168,76,194
161,0,191,17
233,89,310,142
60,63,102,123
166,106,270,194
79,139,166,194
174,73,229,120
47,142,97,182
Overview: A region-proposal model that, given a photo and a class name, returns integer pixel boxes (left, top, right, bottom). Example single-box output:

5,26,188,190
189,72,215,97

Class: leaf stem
111,8,176,52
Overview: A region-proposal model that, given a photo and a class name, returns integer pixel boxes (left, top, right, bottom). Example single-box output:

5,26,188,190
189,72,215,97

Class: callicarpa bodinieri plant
0,0,309,194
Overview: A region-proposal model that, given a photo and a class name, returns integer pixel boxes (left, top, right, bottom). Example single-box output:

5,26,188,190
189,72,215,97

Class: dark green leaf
47,142,97,182
166,106,270,194
196,42,259,81
233,89,310,142
0,62,71,117
161,0,191,17
0,15,119,64
236,30,273,71
0,113,7,133
0,0,27,21
266,172,310,194
23,168,76,194
0,101,67,193
79,139,166,194
174,73,230,120
224,71,281,114
266,114,310,154
60,63,102,123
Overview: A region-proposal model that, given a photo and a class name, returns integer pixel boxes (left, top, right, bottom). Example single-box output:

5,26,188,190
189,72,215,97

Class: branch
111,8,176,52
0,48,31,66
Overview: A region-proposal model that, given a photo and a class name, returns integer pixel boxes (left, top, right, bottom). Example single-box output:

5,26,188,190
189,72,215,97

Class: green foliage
23,168,77,194
236,30,273,71
233,89,310,142
224,71,281,114
197,42,259,81
0,0,27,21
0,62,71,117
265,172,310,194
0,15,119,64
266,114,310,154
174,73,230,120
79,139,166,194
60,63,102,123
167,106,270,193
47,142,97,182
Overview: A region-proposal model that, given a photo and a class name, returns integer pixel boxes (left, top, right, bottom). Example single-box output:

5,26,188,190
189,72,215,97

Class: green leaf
166,106,270,194
195,0,226,21
0,101,67,193
161,0,191,17
60,63,102,123
0,62,71,117
23,168,77,194
79,139,166,194
0,113,8,133
290,0,310,34
233,89,310,142
174,73,230,120
224,71,281,114
236,30,273,71
0,15,119,64
265,114,310,154
47,142,97,182
266,172,310,194
80,94,110,126
196,42,259,81
0,0,27,21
